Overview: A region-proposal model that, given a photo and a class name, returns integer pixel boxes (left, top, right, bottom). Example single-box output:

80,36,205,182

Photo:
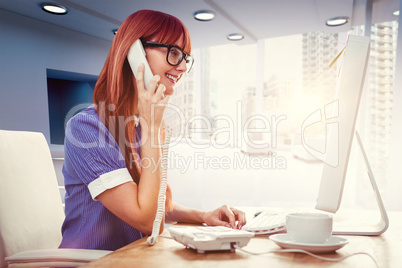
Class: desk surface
83,210,402,268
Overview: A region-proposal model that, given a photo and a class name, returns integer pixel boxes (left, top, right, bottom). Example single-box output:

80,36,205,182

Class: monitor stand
332,130,389,236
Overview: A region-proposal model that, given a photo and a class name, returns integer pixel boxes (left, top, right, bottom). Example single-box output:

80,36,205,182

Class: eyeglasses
142,41,194,73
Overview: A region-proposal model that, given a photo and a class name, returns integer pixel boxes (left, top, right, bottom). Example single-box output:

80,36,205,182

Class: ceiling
0,0,399,48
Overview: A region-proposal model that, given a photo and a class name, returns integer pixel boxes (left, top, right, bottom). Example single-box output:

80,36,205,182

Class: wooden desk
83,211,402,268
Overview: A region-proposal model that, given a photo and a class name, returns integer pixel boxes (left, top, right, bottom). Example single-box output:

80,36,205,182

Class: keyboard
241,210,290,234
168,226,254,253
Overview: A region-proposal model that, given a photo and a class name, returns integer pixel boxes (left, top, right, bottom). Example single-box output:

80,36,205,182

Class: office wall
0,9,111,143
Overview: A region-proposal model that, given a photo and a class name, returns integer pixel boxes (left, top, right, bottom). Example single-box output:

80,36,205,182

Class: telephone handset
127,39,171,246
127,39,154,90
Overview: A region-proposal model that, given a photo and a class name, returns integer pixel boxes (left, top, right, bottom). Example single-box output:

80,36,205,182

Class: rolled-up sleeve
64,110,133,200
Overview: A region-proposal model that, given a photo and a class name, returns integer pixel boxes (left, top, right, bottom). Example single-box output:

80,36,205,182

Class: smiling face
144,35,188,96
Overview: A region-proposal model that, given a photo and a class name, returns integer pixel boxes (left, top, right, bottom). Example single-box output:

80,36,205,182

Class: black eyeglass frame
142,40,194,73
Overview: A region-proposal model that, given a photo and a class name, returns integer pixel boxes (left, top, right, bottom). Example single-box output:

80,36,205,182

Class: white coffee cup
286,212,333,244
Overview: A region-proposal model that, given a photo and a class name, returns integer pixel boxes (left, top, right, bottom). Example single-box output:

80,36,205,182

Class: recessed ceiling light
41,3,68,15
194,10,215,21
326,16,349,27
227,33,244,41
393,10,399,16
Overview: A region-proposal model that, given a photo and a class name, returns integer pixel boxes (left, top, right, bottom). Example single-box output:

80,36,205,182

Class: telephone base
168,226,254,253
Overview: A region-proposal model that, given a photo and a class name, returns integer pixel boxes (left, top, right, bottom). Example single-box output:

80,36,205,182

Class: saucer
270,234,348,253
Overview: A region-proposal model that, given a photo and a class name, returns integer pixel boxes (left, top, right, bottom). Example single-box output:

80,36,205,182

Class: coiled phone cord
147,125,172,245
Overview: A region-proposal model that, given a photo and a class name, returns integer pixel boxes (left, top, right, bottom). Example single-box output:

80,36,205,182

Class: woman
59,9,246,251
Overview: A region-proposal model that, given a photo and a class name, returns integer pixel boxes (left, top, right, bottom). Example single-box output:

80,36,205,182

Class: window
167,20,399,211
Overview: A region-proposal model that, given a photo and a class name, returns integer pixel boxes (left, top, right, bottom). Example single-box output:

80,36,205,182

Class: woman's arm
96,128,164,235
97,181,160,235
97,66,170,235
166,202,247,229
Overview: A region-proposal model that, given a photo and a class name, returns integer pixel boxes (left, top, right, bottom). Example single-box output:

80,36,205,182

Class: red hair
93,10,191,211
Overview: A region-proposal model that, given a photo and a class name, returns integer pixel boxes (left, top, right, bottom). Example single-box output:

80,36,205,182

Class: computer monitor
314,35,388,235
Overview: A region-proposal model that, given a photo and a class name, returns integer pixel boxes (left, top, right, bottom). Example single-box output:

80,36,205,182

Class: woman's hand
136,63,170,133
202,205,247,229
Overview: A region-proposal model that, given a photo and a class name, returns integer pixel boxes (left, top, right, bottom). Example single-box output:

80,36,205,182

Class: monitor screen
315,35,370,213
